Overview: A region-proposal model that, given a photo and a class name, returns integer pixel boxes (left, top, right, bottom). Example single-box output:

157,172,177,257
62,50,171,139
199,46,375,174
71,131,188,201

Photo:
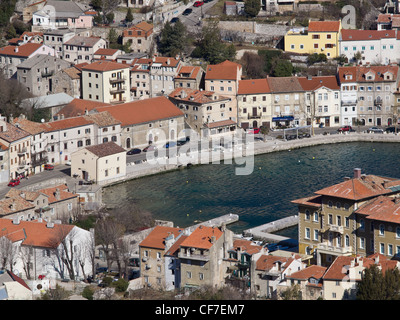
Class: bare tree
0,236,17,272
76,228,96,281
19,246,34,280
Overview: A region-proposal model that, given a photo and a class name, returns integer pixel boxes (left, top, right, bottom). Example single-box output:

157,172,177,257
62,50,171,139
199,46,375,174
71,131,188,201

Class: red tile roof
0,219,74,248
180,225,223,249
238,78,270,95
56,98,110,118
175,66,202,79
291,195,322,208
169,88,231,104
42,116,93,132
337,66,357,83
205,119,236,129
232,239,263,255
286,265,327,282
298,76,340,91
94,48,119,56
308,20,341,32
38,184,78,204
339,65,398,83
0,43,43,58
255,254,300,271
205,60,242,81
165,234,188,256
123,21,153,38
139,226,183,250
85,141,126,158
341,29,396,41
95,96,184,127
377,13,400,23
355,195,400,224
82,60,130,72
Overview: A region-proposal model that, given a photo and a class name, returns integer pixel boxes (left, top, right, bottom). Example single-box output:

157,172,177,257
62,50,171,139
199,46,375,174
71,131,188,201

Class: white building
338,66,358,126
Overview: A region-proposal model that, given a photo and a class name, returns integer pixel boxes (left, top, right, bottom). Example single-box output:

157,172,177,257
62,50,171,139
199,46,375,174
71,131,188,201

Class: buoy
373,149,375,152
199,210,202,213
187,214,189,216
259,167,261,170
312,157,315,159
186,180,189,183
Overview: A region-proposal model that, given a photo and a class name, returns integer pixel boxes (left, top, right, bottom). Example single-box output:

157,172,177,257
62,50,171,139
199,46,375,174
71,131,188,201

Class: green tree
125,7,133,22
82,286,95,300
307,53,327,65
158,21,188,57
112,278,129,292
271,58,294,77
244,0,261,17
280,284,302,300
90,0,103,11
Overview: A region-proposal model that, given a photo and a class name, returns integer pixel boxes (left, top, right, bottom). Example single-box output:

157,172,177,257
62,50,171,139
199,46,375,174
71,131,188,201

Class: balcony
317,242,353,255
110,97,126,104
17,147,27,156
18,160,26,168
109,76,126,83
328,224,344,234
248,113,262,119
110,86,127,94
341,100,357,106
41,70,54,78
178,251,210,261
374,98,383,106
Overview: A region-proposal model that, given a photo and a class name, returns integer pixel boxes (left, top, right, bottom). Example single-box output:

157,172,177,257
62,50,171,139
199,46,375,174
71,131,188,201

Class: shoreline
102,132,400,191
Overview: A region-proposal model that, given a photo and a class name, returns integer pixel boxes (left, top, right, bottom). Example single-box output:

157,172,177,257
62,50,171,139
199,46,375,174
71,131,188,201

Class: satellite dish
41,119,45,123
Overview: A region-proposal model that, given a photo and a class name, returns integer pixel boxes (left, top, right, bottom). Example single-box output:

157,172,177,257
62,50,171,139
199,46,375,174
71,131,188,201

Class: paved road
176,0,217,26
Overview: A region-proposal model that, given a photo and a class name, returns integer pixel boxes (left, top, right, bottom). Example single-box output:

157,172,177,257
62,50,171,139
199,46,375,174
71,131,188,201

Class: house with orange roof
337,66,358,126
298,75,341,128
0,218,93,281
139,225,184,290
251,252,305,299
164,233,188,291
52,64,86,98
237,78,272,130
0,42,56,78
168,87,234,136
81,60,131,104
94,96,185,149
283,264,327,300
122,21,154,54
292,168,400,266
178,224,234,290
93,48,124,61
339,29,400,65
174,65,205,91
63,36,106,65
285,20,342,58
377,13,400,30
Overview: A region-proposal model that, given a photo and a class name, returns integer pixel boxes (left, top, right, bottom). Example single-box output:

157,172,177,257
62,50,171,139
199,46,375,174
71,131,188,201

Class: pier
184,213,239,233
243,215,298,246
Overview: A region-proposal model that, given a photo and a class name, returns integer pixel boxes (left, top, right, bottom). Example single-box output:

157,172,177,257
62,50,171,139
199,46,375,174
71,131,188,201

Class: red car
8,179,20,187
44,164,54,170
194,1,204,6
247,128,260,134
337,126,354,132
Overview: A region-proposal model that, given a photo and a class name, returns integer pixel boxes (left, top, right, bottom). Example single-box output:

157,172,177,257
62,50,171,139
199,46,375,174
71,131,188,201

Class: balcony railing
41,70,54,78
374,98,382,106
110,86,127,94
18,160,26,168
110,97,126,104
248,113,262,119
178,252,210,261
17,147,27,156
328,224,344,234
317,242,353,255
341,100,357,106
109,76,126,83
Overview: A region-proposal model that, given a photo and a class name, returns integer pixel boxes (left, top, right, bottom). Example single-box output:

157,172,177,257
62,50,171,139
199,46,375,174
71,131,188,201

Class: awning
272,116,294,121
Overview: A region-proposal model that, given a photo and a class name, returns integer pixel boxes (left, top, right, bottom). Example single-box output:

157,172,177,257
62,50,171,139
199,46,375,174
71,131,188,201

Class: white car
367,127,384,133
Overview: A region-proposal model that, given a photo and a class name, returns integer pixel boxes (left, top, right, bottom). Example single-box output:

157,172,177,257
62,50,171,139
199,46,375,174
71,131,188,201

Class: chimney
20,192,25,199
14,47,18,53
85,108,88,115
60,114,64,120
12,216,20,224
47,221,54,228
211,235,216,243
395,197,400,204
10,201,16,211
354,168,361,179
54,188,60,200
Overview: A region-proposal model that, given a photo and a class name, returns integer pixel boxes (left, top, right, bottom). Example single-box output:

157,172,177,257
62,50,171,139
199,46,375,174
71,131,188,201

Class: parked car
386,126,400,133
286,134,297,140
44,164,54,170
193,1,204,6
170,17,179,23
143,145,156,152
182,8,192,15
127,148,142,155
247,128,260,134
65,160,71,166
8,179,20,187
164,141,177,148
367,127,384,133
337,126,354,132
177,137,190,146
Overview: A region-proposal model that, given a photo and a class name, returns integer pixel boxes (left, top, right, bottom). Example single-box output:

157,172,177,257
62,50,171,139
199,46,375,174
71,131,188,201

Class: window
305,209,310,220
388,244,393,256
314,229,319,241
380,243,385,254
77,141,83,147
199,273,204,280
328,214,333,225
305,227,310,239
379,224,385,236
186,271,192,279
105,169,108,177
360,237,365,249
360,219,365,231
313,212,318,222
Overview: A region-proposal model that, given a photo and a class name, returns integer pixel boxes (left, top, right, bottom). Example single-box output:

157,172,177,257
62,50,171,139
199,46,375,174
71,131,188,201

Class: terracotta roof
308,20,341,32
231,239,263,255
38,184,78,204
298,76,340,91
255,254,300,271
356,65,398,82
56,98,110,118
341,29,396,41
180,225,223,249
267,76,304,93
206,119,236,129
84,111,120,127
286,265,327,281
0,218,75,248
337,66,357,83
95,96,184,127
175,66,202,79
315,174,400,201
355,195,400,224
169,88,231,104
0,198,35,217
139,226,183,250
238,78,270,95
81,60,130,72
94,48,119,56
205,60,242,80
123,21,153,38
85,141,126,158
12,117,45,135
165,234,188,256
291,195,322,208
377,13,400,23
63,66,82,80
0,123,30,143
42,116,93,132
151,56,180,67
5,189,42,202
0,43,43,58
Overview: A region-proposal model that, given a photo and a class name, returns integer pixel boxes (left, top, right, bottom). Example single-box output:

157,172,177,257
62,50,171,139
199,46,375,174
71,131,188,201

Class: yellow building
284,20,342,58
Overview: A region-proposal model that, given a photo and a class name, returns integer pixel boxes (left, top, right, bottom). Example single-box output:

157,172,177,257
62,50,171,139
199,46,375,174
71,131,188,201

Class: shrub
82,286,94,300
112,278,129,293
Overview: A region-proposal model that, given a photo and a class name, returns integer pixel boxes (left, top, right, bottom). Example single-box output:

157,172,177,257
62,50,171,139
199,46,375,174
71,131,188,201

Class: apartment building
63,36,106,65
149,56,182,97
377,13,400,30
93,48,123,61
337,66,358,126
71,141,126,183
356,65,399,126
298,76,341,128
43,29,76,58
205,60,242,121
122,21,154,54
139,226,184,290
292,168,400,266
130,59,151,100
174,66,205,90
237,78,272,130
11,116,48,175
339,29,400,65
0,142,9,183
81,61,131,104
16,54,71,96
0,43,55,79
168,88,233,135
285,20,342,58
179,225,233,290
94,96,185,149
0,119,31,180
52,64,84,98
267,76,306,128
